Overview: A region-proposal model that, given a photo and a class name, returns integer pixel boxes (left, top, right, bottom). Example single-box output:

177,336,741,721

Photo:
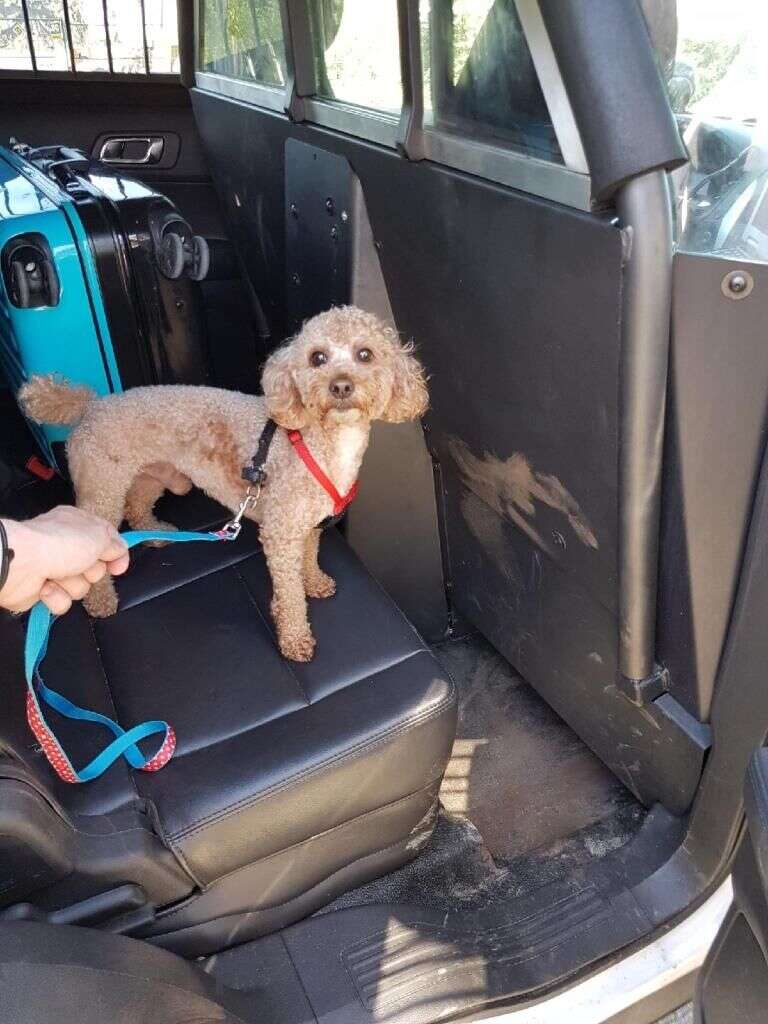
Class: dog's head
261,306,428,430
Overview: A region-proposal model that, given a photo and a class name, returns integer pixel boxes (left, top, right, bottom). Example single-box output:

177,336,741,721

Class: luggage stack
0,141,211,467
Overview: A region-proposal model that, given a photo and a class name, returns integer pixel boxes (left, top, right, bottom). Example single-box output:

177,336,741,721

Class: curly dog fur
20,306,428,661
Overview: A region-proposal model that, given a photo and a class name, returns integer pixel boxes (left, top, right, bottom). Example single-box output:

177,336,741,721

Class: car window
659,0,768,261
199,0,286,88
0,0,179,75
309,0,402,114
419,0,563,164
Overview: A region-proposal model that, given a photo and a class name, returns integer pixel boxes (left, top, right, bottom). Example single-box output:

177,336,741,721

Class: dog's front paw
305,571,336,599
279,629,316,662
83,580,119,618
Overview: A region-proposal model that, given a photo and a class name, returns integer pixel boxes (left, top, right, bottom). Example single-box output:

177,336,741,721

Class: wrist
0,519,42,610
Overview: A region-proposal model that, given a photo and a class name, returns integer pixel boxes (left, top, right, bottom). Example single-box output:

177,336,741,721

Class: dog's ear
382,341,429,423
261,345,309,429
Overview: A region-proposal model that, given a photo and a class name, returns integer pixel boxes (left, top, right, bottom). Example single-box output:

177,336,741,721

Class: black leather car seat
0,491,457,955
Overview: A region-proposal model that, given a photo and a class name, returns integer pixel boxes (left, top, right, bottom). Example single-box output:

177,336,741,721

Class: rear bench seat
0,490,456,956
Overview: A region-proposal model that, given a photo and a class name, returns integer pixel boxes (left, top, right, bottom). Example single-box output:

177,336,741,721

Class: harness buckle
221,485,260,540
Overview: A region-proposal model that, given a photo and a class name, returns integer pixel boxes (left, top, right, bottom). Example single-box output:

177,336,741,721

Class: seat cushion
101,526,456,884
0,490,456,952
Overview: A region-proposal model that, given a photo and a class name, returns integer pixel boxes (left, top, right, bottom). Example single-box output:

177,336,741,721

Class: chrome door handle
98,136,164,165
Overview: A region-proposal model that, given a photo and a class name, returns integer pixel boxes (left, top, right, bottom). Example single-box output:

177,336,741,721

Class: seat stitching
145,647,443,769
233,567,310,707
169,683,456,842
170,678,455,841
86,616,140,802
170,680,451,840
117,529,260,611
156,784,439,922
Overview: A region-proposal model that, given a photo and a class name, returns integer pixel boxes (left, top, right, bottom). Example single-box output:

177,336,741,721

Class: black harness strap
242,418,278,485
240,418,353,530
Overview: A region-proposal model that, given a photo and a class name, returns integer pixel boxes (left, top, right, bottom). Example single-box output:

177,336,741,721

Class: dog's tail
19,374,96,426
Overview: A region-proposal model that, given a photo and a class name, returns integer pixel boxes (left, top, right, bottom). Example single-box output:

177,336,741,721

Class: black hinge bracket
617,663,670,707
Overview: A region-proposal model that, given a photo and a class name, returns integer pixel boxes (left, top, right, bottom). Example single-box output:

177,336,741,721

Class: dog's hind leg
125,472,179,546
303,529,336,599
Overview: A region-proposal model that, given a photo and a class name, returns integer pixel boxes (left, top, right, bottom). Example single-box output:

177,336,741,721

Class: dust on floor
433,634,642,860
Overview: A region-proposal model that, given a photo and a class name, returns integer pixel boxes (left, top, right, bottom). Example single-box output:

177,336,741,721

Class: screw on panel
291,273,301,285
341,210,348,222
330,226,338,241
722,269,755,300
290,203,298,219
325,197,335,216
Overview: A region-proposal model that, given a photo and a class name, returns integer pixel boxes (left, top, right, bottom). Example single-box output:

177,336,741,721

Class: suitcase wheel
157,231,185,280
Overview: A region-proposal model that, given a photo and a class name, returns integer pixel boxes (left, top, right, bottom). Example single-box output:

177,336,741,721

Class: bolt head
722,268,755,300
290,203,298,218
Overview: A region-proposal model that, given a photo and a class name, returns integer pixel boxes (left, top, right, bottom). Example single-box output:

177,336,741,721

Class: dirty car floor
324,634,645,917
435,635,641,860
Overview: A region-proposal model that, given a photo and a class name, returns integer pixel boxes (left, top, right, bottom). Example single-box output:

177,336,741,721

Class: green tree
680,37,742,105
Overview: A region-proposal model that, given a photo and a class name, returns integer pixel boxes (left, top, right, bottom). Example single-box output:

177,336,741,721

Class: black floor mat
322,801,644,920
323,633,645,919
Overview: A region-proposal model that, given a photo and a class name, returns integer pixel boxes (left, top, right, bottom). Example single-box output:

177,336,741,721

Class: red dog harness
241,419,359,528
286,429,359,517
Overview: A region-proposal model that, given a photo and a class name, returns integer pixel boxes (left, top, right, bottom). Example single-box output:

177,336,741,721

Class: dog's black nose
329,377,354,399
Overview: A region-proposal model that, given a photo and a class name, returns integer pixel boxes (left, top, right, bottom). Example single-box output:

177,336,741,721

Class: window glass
69,0,110,73
419,0,563,164
0,1,34,69
0,0,179,75
199,0,286,88
657,0,768,261
310,0,402,114
144,0,179,74
27,0,69,70
107,0,146,73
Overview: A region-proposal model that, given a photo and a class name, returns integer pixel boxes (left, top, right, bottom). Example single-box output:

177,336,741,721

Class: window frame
193,0,592,211
0,0,181,81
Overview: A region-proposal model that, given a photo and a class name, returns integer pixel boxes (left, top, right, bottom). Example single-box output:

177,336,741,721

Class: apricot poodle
20,306,428,661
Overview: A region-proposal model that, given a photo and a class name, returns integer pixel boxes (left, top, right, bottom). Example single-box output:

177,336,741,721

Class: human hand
0,506,129,616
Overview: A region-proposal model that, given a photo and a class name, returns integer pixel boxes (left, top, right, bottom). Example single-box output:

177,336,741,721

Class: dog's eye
357,348,373,363
309,350,328,367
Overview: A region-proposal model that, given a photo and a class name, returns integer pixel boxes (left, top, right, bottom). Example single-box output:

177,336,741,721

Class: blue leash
24,527,235,783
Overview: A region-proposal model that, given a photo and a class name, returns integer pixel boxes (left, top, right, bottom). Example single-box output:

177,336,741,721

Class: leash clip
221,485,260,540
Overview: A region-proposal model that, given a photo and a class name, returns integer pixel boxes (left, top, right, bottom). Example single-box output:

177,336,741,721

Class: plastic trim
538,0,687,202
303,99,400,149
421,130,592,210
479,880,731,1023
194,71,287,114
0,70,179,83
513,0,588,175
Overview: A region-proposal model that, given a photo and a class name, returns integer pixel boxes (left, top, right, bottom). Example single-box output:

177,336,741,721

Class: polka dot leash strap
23,527,235,783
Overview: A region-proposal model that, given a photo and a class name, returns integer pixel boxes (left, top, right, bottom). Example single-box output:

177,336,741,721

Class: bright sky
677,0,768,43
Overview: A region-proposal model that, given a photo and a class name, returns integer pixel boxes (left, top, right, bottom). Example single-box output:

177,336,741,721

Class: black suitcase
8,140,212,396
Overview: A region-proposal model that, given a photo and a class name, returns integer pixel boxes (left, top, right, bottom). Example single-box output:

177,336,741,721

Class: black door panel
696,750,768,1022
191,90,709,811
